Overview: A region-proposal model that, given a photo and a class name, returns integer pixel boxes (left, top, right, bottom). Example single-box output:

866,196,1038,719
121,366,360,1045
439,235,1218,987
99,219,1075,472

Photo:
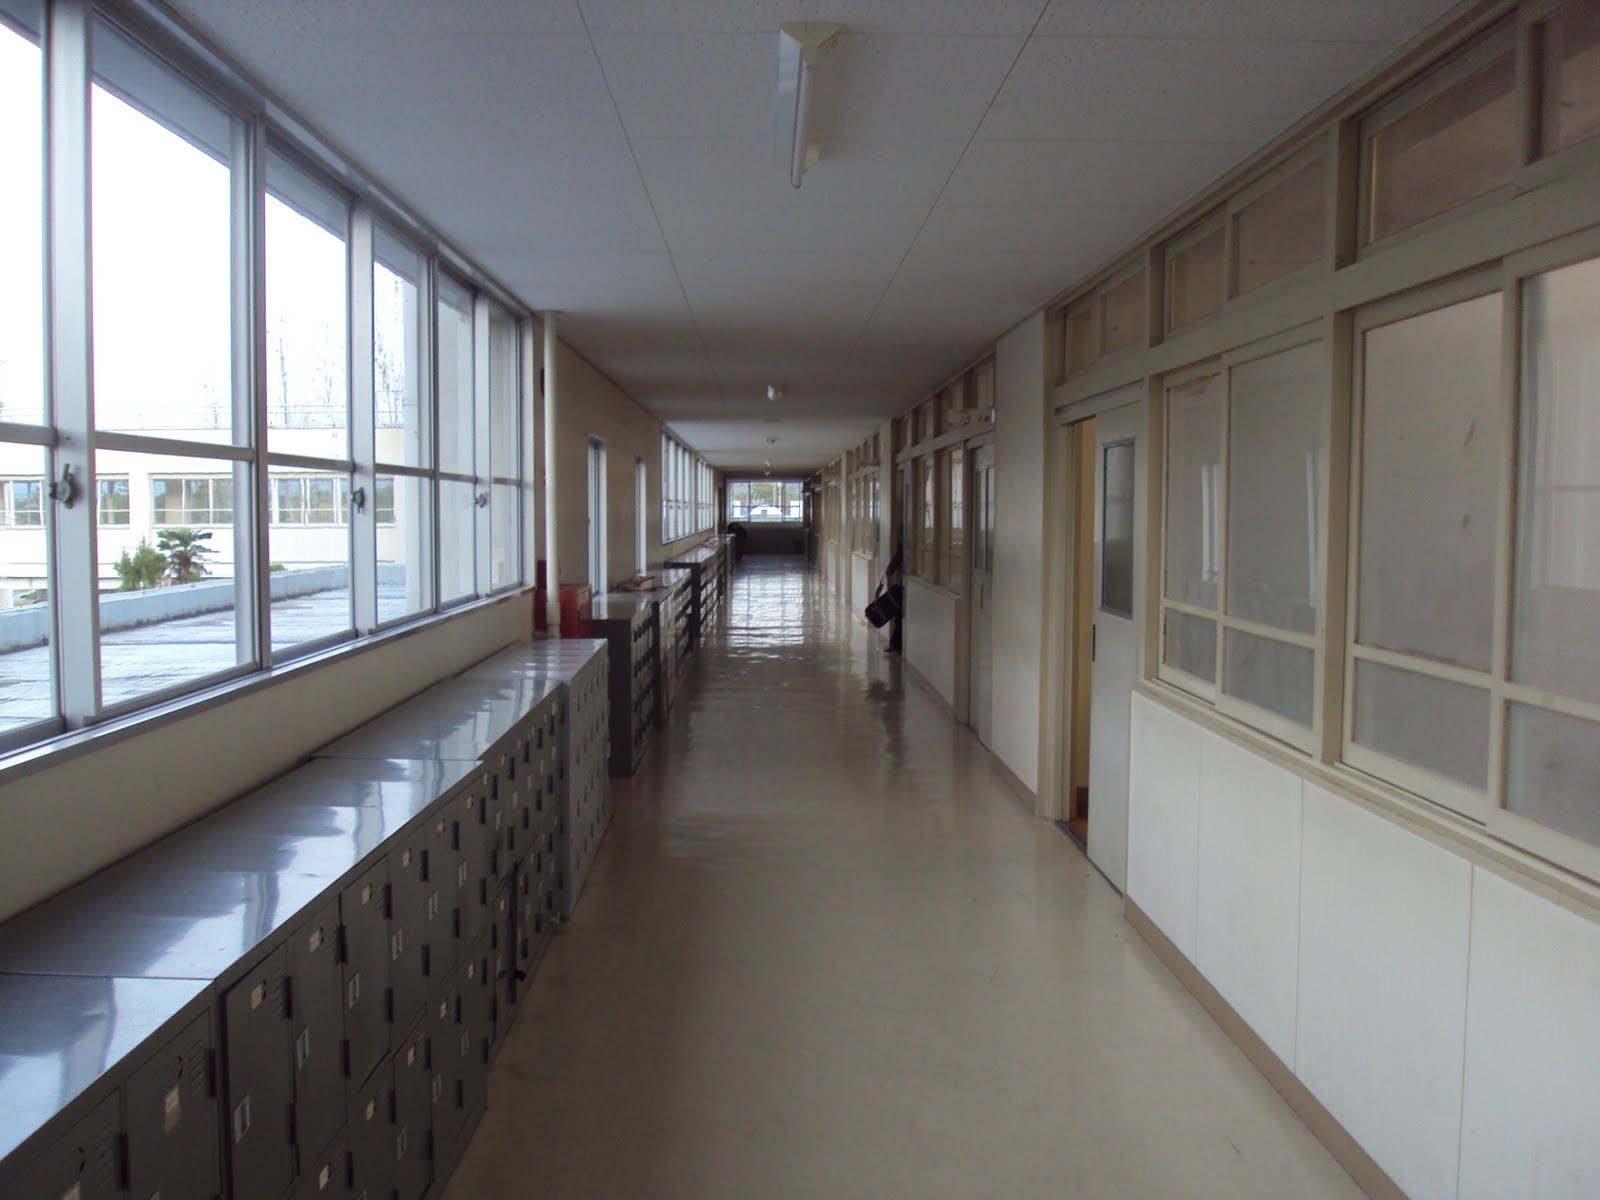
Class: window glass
1352,658,1490,788
373,229,426,468
437,276,474,478
1169,227,1224,330
1164,610,1217,682
1235,156,1326,294
1506,703,1600,846
0,447,50,734
1541,1,1600,155
490,483,518,591
265,155,348,458
91,25,234,442
1514,256,1600,703
1164,375,1222,609
1100,440,1135,617
1226,342,1322,635
1100,270,1146,354
917,457,935,577
1365,43,1518,243
96,450,251,707
487,308,518,481
377,475,432,625
1357,294,1503,669
1,4,46,427
1225,629,1314,728
267,467,350,653
439,478,476,604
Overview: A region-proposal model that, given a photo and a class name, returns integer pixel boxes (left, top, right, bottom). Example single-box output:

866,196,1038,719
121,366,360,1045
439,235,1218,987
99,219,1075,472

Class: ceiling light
774,23,840,189
764,459,772,468
767,383,783,402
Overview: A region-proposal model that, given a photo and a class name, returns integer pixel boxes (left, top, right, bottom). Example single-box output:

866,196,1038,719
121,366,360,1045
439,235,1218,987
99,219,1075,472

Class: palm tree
114,539,167,591
156,528,215,585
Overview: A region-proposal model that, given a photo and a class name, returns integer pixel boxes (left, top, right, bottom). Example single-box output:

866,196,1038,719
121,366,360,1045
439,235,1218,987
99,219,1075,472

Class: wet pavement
443,555,1360,1200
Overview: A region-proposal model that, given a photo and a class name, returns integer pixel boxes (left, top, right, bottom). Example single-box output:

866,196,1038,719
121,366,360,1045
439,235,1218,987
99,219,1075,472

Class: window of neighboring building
152,475,235,526
0,477,43,527
96,477,130,526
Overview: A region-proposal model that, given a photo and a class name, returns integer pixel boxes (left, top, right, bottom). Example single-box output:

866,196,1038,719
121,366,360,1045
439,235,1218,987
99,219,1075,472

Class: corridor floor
444,557,1362,1200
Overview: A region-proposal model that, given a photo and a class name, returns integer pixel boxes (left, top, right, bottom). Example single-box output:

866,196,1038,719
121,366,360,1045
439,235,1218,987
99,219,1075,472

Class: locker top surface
0,973,210,1166
0,849,333,980
665,541,723,568
589,593,659,621
316,676,548,761
461,641,606,683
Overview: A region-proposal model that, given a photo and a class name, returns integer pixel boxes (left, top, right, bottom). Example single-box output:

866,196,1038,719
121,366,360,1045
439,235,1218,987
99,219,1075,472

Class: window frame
1158,323,1328,755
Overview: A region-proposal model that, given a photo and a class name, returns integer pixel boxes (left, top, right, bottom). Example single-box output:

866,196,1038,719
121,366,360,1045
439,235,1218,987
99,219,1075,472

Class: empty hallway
445,558,1360,1200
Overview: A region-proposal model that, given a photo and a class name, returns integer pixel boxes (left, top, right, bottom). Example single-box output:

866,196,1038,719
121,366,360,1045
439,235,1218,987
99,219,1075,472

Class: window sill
0,587,533,789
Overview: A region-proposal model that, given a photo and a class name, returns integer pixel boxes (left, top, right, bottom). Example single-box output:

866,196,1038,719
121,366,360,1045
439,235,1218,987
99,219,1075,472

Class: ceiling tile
590,32,774,141
941,138,1256,208
815,33,1027,143
655,202,928,255
579,0,1049,36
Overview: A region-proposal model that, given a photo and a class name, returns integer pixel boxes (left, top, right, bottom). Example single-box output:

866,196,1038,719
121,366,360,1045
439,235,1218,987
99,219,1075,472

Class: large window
727,480,803,522
661,433,712,543
0,5,531,754
1161,336,1325,746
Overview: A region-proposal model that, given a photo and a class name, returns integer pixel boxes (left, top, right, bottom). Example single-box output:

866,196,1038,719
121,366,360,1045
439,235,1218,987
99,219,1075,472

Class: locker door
224,948,294,1200
289,902,346,1165
125,1012,220,1200
340,860,391,1093
294,1126,351,1200
456,945,490,1127
15,1093,121,1200
453,790,489,951
425,987,463,1170
390,1023,431,1200
347,1061,393,1200
423,810,459,984
388,836,428,1033
489,880,515,1055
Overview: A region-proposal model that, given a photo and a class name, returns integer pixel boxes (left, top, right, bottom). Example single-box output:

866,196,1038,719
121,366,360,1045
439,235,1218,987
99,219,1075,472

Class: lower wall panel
903,578,960,713
1129,691,1600,1200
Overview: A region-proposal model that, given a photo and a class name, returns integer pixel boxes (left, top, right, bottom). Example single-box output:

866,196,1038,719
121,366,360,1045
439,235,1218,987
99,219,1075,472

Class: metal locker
288,901,345,1167
124,1011,220,1200
224,947,294,1200
340,859,390,1094
13,1093,121,1200
388,835,429,1033
425,986,462,1169
294,1125,351,1200
456,944,491,1130
390,1023,431,1200
489,880,516,1054
346,1060,393,1200
454,791,489,951
423,809,459,982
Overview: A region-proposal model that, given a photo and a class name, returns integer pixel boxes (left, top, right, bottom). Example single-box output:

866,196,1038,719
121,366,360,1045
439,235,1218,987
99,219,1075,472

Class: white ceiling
167,0,1458,472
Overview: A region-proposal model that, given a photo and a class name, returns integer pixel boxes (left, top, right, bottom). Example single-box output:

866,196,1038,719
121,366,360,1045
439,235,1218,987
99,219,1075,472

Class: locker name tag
401,849,412,867
250,983,266,1010
318,1165,332,1189
366,1098,378,1121
164,1083,182,1132
61,1186,81,1200
361,884,373,904
308,928,323,953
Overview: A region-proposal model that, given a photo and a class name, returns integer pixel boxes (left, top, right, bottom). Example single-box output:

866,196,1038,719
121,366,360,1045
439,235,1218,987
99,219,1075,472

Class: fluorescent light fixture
775,22,840,189
767,383,784,401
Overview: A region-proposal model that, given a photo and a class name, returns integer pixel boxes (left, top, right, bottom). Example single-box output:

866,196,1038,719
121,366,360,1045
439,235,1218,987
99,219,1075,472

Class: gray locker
388,836,428,1033
346,1061,393,1200
422,810,458,982
13,1094,120,1200
124,1011,219,1200
456,944,491,1125
294,1125,351,1200
489,881,515,1058
390,1024,431,1200
339,860,390,1092
289,901,345,1167
224,947,294,1200
453,791,490,952
424,986,462,1169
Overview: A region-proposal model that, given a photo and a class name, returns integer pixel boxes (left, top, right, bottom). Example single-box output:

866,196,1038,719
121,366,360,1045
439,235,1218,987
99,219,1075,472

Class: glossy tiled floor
445,557,1362,1200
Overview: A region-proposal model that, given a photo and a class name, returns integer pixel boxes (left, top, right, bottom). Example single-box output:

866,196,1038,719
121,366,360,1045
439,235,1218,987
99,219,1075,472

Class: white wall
904,576,961,712
0,593,531,921
991,313,1047,793
1128,690,1600,1200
